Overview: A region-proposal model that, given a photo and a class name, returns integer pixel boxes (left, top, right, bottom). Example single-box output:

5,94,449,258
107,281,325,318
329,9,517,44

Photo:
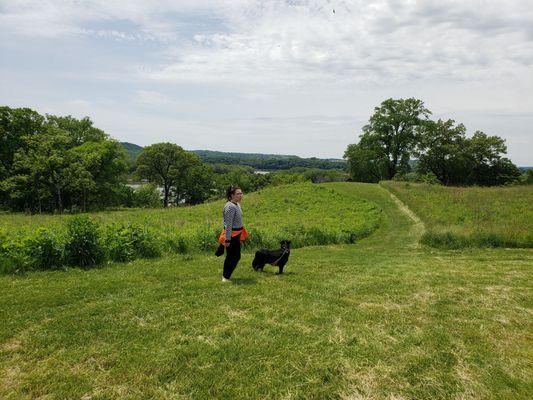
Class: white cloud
1,1,532,163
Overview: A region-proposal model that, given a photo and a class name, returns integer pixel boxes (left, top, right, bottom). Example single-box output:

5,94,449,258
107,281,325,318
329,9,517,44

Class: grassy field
1,182,532,399
381,181,533,249
0,184,381,270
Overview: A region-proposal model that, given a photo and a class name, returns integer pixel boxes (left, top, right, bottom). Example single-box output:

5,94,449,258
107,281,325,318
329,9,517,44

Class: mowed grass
381,181,533,249
0,183,381,256
1,183,532,399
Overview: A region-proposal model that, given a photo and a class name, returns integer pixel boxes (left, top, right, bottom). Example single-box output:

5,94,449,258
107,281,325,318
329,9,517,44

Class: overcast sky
1,0,532,164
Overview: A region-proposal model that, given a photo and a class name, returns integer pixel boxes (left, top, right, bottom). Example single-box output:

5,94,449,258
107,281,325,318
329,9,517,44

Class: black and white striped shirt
223,201,243,241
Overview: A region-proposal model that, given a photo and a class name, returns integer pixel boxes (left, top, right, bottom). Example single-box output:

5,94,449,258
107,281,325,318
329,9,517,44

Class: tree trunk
164,185,170,208
56,185,63,214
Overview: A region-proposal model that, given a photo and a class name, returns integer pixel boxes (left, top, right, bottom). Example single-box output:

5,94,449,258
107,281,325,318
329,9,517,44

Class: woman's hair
226,185,242,201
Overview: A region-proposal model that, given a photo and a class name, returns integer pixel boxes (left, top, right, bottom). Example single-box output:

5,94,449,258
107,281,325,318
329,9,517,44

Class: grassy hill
0,184,381,273
1,182,532,399
381,181,533,248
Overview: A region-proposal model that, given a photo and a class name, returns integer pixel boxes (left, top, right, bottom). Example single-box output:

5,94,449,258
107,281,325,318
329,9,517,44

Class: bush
65,216,105,267
23,228,65,270
0,233,26,274
393,172,440,185
103,223,161,262
131,227,161,258
133,184,162,208
194,226,219,252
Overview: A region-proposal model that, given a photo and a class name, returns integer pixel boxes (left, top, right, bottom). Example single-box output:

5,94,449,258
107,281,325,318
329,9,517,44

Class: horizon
1,1,532,164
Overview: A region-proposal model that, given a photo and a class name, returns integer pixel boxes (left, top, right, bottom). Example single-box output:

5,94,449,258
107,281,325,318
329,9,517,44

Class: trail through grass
1,183,531,399
381,181,533,249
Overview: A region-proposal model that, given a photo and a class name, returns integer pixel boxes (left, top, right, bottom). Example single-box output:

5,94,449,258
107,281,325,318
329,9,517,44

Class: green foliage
0,106,128,212
65,216,104,267
345,100,521,186
136,143,201,207
180,164,216,205
133,184,161,208
517,170,533,185
192,149,346,170
22,228,65,270
0,183,382,268
345,98,431,182
103,223,161,262
393,172,441,185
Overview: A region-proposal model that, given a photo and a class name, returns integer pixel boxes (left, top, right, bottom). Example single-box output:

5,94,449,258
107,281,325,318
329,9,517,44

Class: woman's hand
223,241,231,248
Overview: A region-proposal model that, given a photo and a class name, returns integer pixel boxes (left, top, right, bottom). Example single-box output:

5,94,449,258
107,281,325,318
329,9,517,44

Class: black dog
252,240,291,274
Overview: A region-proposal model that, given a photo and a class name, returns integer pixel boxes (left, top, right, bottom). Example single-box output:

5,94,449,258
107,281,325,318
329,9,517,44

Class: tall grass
381,181,533,249
0,183,382,273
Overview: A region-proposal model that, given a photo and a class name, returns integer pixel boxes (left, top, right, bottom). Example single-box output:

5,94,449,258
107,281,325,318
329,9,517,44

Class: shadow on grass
251,270,298,276
231,277,257,285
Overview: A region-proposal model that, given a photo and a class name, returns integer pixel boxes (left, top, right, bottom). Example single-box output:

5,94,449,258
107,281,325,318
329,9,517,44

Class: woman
218,186,248,282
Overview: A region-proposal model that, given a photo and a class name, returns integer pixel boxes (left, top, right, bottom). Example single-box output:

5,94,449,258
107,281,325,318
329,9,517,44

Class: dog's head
280,240,291,251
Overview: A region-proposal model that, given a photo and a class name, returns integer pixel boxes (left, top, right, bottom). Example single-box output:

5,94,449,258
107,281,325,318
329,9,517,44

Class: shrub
131,226,161,258
194,226,219,252
103,223,161,261
23,228,65,270
133,184,162,208
393,172,440,184
103,224,136,262
0,234,27,274
65,216,105,267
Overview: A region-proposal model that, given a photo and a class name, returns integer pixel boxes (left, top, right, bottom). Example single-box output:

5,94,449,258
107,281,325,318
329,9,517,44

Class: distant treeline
0,106,347,213
344,98,531,186
121,143,346,171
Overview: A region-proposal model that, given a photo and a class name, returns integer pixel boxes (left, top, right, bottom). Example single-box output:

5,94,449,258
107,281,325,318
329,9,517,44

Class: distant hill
121,142,143,165
120,143,346,171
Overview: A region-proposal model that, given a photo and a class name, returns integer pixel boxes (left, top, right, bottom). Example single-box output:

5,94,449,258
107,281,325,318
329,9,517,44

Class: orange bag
218,227,249,244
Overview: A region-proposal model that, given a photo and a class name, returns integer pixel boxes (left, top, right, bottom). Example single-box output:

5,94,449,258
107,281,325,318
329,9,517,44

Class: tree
45,115,107,145
136,143,200,207
415,119,469,185
10,126,72,212
345,98,431,182
180,164,216,205
65,140,127,210
344,143,386,183
465,132,520,185
0,107,46,181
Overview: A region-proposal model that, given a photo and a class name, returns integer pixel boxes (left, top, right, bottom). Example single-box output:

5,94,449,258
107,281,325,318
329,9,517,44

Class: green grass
381,181,533,249
0,183,381,262
1,182,532,399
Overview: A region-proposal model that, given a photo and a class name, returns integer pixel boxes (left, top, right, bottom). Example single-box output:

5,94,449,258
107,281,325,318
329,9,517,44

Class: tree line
344,98,525,186
0,106,347,213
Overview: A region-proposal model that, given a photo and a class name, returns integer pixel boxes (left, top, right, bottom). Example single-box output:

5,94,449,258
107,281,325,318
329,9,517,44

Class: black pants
223,235,241,279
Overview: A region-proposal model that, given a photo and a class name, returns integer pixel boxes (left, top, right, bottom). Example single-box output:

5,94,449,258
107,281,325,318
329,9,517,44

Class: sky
1,0,532,165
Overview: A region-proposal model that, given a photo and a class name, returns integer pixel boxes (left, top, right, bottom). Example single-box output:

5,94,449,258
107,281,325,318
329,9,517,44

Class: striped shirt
223,201,243,241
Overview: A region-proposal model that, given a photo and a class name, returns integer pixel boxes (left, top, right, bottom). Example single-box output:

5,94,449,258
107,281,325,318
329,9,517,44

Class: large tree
136,143,200,207
345,98,431,182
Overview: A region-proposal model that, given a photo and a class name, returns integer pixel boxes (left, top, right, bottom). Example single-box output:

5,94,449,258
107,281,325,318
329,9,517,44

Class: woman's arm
223,205,236,242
